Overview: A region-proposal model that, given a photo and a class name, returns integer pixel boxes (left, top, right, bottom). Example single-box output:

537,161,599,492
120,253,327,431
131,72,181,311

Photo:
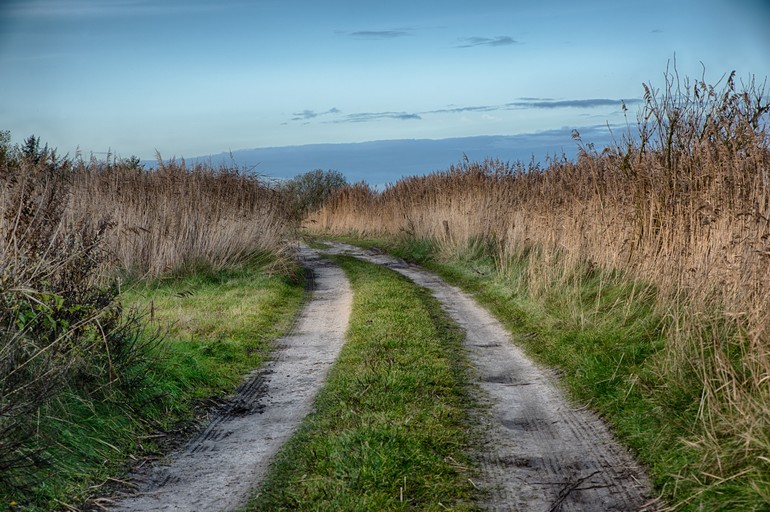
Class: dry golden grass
307,70,770,507
68,157,295,278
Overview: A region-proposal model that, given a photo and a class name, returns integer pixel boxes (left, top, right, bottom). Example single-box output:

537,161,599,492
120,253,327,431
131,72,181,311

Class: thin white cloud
2,0,219,19
348,30,412,39
288,98,641,125
422,105,498,115
506,99,641,109
455,36,518,48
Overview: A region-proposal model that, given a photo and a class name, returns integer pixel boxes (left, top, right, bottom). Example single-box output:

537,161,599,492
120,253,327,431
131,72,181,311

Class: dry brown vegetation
307,69,770,508
70,157,295,278
0,144,296,492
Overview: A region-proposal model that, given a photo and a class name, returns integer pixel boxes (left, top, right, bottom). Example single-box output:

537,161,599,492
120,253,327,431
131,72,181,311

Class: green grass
120,260,305,401
9,259,305,511
302,237,333,250
314,235,721,510
248,256,479,511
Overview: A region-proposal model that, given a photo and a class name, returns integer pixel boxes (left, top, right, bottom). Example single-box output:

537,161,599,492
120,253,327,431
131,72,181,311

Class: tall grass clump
0,136,297,505
307,67,770,510
72,156,294,278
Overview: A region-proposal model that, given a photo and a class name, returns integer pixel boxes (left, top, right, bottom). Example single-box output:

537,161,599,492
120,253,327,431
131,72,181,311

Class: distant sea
144,125,619,187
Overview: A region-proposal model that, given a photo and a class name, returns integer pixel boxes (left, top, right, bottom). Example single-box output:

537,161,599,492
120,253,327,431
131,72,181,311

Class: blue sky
1,0,769,162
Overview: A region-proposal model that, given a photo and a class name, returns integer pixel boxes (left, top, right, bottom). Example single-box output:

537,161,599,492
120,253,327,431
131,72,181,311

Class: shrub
281,169,348,217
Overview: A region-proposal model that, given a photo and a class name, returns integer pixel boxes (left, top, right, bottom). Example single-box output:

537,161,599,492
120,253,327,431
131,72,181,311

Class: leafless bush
0,147,117,489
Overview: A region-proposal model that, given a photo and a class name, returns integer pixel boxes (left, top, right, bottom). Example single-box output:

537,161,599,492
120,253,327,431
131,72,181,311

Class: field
306,71,770,509
2,67,770,511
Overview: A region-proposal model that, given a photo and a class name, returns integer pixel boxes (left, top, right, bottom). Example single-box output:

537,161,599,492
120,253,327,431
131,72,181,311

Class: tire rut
320,242,658,512
108,246,352,512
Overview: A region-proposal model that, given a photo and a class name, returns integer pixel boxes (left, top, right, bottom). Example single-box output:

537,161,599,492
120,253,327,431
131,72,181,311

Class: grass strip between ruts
247,255,479,511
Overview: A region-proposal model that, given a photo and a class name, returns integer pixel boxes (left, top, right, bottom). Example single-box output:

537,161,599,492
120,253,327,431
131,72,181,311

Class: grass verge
247,256,478,511
120,258,305,404
9,259,304,511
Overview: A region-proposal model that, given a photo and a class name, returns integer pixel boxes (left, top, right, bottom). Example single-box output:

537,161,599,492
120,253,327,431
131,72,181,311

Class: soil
107,242,658,511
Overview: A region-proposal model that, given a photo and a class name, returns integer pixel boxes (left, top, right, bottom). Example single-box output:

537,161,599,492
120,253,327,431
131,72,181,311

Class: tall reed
70,157,295,278
307,69,770,508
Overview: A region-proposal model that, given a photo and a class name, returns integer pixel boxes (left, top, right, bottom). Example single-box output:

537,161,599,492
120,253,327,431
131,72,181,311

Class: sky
1,0,769,165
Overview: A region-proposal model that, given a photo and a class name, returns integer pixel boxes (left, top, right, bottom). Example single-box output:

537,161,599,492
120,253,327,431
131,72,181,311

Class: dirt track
109,243,656,511
321,242,656,512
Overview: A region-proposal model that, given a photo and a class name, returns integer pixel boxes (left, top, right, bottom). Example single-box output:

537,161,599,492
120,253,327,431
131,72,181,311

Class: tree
0,130,12,166
21,135,46,164
282,169,347,216
122,155,144,170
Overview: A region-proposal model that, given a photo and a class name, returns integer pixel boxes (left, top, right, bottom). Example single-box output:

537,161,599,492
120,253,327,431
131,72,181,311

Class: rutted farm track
110,243,656,511
110,248,352,511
